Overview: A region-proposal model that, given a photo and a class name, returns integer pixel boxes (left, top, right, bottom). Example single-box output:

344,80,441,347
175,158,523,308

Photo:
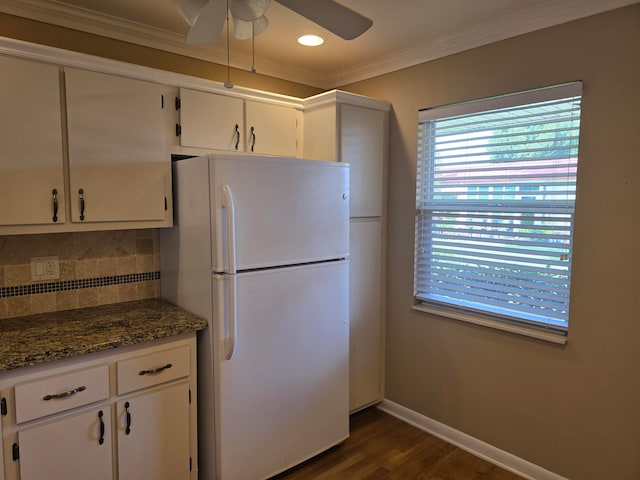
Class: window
414,83,582,341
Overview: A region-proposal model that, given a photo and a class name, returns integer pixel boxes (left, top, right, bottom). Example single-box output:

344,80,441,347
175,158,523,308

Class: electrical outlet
30,256,60,282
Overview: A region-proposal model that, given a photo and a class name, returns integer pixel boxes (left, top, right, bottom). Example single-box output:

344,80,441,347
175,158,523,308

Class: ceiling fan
171,0,373,44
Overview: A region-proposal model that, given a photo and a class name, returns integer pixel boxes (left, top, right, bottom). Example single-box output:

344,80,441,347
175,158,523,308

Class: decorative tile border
0,272,160,299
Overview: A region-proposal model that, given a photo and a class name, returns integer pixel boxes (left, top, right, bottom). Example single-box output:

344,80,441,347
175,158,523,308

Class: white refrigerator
160,154,350,480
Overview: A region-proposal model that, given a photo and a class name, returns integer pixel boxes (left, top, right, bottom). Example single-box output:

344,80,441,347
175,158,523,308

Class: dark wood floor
273,407,523,480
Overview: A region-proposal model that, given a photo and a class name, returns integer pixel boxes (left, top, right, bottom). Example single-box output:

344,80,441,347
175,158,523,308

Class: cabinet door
349,219,383,411
65,68,169,223
0,417,4,480
340,104,385,217
117,382,191,480
17,407,112,480
245,101,298,156
0,56,65,227
178,88,244,151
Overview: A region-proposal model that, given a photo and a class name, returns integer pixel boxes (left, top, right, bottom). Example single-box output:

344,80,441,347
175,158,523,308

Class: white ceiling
1,0,637,88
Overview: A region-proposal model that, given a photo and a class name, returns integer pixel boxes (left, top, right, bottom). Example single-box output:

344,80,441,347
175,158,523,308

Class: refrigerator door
209,155,349,273
214,261,349,480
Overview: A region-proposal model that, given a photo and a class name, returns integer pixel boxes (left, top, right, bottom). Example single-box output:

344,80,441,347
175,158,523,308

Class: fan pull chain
251,21,256,73
224,0,233,88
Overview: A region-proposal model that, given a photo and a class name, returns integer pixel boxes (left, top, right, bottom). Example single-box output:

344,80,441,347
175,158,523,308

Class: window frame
413,82,583,344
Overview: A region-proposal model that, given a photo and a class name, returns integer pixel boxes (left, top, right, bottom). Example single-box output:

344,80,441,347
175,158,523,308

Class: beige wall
340,4,640,479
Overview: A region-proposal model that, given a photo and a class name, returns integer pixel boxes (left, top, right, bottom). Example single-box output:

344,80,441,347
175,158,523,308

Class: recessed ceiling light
297,35,324,47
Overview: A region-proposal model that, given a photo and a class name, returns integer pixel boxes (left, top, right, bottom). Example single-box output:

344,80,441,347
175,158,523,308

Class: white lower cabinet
117,383,191,480
0,335,197,480
18,407,113,480
0,420,4,480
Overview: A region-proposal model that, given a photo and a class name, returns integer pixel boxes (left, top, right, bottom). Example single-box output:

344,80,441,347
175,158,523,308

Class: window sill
412,304,568,345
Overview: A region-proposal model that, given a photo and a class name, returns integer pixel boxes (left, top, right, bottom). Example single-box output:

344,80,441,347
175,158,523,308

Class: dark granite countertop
0,298,207,372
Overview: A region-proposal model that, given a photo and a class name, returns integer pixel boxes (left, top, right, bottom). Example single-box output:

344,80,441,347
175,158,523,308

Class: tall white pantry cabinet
303,91,389,412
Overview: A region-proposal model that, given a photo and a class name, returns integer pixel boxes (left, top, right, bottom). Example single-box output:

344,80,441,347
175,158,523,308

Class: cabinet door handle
250,126,256,152
138,363,172,376
52,188,59,223
78,188,85,221
124,401,132,435
98,410,105,445
43,385,86,401
234,123,240,150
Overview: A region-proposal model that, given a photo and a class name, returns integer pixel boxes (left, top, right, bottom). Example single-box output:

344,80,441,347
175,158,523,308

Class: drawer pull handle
138,363,172,376
98,410,105,445
43,385,86,401
125,401,132,435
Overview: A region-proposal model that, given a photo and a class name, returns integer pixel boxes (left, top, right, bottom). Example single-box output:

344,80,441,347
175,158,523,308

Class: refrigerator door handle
226,274,237,360
221,184,237,275
217,273,238,360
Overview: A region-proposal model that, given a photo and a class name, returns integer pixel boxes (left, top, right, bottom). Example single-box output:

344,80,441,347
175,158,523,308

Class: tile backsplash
0,230,160,319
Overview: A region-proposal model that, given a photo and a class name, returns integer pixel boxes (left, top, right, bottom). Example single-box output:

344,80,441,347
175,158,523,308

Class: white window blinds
415,83,582,333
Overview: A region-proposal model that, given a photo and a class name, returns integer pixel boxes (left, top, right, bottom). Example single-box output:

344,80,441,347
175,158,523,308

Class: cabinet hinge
176,123,182,137
175,96,181,110
0,397,6,416
12,442,19,461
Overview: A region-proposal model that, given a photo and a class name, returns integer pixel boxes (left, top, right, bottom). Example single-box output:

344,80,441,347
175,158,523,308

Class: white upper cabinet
245,100,298,157
303,92,389,218
0,56,66,227
178,88,244,152
176,89,299,157
65,68,172,224
340,104,385,218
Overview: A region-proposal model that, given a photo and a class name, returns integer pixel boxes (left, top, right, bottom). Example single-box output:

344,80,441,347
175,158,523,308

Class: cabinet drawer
14,364,109,424
117,346,190,394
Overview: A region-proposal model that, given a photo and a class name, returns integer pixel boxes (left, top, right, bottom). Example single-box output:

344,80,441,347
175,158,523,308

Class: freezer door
210,155,349,272
214,261,349,480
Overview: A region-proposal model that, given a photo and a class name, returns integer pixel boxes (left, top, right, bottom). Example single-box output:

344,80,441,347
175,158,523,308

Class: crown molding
0,0,329,87
304,89,390,111
325,0,640,87
1,0,637,89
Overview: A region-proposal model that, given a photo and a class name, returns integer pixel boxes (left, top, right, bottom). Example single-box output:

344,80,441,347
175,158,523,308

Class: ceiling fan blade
275,0,372,40
229,0,271,22
233,15,269,40
186,0,227,44
170,0,209,26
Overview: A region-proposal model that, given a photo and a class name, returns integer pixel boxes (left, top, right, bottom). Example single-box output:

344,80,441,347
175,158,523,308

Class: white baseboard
377,399,567,480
